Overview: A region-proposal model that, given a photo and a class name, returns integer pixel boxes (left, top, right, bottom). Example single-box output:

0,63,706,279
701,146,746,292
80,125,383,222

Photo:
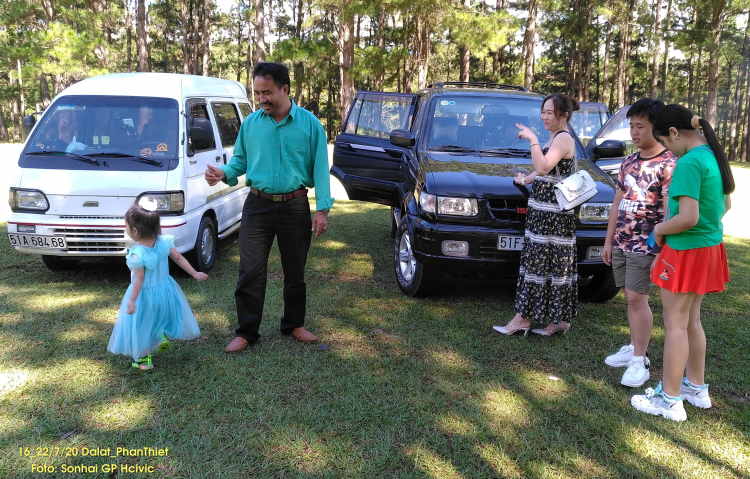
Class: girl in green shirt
630,104,734,422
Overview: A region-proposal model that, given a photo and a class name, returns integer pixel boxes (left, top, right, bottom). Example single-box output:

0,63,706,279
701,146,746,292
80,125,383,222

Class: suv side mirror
190,117,214,150
390,129,415,148
593,139,626,158
21,113,41,140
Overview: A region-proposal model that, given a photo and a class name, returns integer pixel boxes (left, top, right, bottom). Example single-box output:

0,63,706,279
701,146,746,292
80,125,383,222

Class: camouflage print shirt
614,149,678,254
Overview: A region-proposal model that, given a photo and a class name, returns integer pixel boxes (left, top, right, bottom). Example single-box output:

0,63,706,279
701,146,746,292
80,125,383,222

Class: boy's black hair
626,97,665,125
252,62,291,92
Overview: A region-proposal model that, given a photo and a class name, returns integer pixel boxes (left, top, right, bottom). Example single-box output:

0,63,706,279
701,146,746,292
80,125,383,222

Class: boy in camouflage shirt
602,98,677,388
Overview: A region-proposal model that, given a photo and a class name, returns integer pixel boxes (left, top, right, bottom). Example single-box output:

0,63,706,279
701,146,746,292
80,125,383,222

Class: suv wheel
394,216,441,297
191,216,216,273
42,255,80,271
578,268,619,303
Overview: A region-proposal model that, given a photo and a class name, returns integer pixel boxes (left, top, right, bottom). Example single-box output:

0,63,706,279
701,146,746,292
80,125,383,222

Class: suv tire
578,268,619,303
394,216,441,297
42,255,80,271
191,216,216,273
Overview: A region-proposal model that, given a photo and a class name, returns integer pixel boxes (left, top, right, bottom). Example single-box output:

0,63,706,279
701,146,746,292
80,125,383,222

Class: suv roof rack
428,81,527,92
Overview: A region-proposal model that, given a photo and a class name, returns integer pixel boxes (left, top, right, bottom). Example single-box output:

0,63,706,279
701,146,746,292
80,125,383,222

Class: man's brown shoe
290,327,318,343
224,336,249,353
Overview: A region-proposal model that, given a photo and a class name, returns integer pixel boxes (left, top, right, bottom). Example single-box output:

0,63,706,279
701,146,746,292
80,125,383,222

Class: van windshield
25,96,180,167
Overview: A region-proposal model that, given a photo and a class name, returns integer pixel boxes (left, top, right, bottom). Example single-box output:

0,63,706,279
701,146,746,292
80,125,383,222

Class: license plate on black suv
497,235,524,251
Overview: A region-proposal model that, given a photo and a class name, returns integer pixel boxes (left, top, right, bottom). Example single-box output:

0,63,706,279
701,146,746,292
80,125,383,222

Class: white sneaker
621,356,650,388
680,378,712,409
631,382,687,422
605,344,634,367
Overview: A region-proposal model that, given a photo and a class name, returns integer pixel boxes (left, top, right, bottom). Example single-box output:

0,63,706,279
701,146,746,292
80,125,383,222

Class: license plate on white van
7,233,67,249
497,235,524,251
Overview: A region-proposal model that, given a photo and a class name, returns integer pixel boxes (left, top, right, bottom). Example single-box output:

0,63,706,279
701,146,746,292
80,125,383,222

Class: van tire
191,216,216,273
42,255,80,271
394,216,441,297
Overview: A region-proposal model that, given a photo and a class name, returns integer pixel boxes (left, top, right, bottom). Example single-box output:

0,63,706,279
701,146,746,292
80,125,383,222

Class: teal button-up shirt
220,99,334,211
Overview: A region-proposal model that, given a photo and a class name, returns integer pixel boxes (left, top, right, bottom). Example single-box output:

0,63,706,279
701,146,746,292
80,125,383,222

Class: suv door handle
223,153,227,164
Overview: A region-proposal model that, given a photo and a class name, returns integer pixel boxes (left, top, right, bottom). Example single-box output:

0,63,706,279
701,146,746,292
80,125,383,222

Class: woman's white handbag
553,155,597,211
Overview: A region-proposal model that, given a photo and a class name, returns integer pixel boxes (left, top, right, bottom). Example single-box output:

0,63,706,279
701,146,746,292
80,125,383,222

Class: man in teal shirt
205,62,334,352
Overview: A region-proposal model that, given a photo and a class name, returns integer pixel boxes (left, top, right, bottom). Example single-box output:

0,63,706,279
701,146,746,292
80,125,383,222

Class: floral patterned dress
514,136,578,324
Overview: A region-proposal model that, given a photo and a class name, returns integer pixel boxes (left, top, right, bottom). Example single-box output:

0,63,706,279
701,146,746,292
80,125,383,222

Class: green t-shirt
665,145,726,250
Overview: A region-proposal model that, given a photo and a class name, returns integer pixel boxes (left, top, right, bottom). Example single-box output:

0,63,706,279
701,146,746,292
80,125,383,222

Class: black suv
331,82,619,302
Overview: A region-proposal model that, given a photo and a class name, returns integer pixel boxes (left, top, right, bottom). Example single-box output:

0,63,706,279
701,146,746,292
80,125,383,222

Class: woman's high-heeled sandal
493,321,531,336
531,323,570,337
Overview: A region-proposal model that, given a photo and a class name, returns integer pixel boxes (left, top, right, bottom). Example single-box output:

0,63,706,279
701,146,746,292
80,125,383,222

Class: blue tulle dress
107,235,201,361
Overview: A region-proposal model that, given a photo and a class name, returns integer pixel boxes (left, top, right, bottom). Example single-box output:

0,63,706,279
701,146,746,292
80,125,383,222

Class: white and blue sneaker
605,344,634,367
680,378,712,409
631,381,687,422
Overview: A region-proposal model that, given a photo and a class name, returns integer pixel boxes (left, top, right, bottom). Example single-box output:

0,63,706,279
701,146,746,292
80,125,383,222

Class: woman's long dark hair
652,104,735,194
541,93,580,122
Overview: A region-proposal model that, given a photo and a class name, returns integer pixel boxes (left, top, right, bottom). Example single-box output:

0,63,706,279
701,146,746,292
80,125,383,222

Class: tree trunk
268,0,275,56
202,0,211,75
373,4,386,90
568,40,577,96
403,17,412,92
255,0,266,62
650,0,662,98
0,107,9,143
522,0,538,91
660,0,673,101
583,4,593,101
40,72,52,108
615,26,625,108
8,66,20,142
293,0,305,103
125,0,133,72
688,7,697,110
729,16,750,161
339,0,355,126
459,0,471,83
742,74,750,161
136,0,148,71
17,60,25,116
180,0,189,73
247,21,253,92
416,14,430,89
705,1,724,126
602,17,612,105
624,0,634,104
192,0,200,73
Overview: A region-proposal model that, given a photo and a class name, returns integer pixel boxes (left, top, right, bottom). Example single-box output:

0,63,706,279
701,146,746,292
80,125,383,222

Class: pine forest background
1,0,749,162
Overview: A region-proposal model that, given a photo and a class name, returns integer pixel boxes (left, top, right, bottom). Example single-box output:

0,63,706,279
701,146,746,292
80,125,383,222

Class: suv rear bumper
409,215,610,278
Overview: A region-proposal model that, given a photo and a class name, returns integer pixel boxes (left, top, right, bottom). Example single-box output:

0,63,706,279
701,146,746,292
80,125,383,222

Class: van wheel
578,268,620,303
191,216,216,273
394,216,441,297
42,255,80,271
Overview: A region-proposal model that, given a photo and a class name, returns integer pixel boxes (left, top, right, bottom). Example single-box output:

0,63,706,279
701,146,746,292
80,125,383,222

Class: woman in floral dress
494,93,580,337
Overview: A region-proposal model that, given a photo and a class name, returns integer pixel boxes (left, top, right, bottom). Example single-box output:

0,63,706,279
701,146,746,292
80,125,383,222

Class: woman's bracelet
529,142,540,148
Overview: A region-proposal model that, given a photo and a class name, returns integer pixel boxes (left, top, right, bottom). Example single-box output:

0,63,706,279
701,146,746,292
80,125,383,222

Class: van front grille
50,227,129,253
487,199,527,225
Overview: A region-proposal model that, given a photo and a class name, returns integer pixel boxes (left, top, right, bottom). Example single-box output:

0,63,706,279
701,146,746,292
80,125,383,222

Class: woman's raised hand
516,123,537,142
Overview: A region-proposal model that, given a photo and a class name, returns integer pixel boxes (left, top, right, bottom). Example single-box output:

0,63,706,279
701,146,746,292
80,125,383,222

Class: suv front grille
487,199,527,225
50,227,128,252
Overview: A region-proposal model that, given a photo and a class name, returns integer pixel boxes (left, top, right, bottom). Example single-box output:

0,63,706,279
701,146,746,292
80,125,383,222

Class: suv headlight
438,196,478,216
9,188,49,212
419,191,436,213
579,203,610,222
135,191,185,215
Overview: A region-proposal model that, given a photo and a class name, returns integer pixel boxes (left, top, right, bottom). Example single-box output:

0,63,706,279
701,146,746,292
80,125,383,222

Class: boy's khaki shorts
611,248,656,295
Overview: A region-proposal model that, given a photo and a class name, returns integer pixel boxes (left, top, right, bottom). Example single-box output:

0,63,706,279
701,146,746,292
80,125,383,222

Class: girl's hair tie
138,197,159,212
691,115,701,129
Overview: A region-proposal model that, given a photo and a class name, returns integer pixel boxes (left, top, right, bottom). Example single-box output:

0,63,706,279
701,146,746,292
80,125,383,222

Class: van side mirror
21,113,40,141
593,139,626,159
390,129,415,148
190,118,214,151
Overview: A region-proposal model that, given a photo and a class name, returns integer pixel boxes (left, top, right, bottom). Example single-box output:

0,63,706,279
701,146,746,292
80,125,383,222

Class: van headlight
579,203,610,222
135,191,185,215
9,188,49,212
437,196,478,216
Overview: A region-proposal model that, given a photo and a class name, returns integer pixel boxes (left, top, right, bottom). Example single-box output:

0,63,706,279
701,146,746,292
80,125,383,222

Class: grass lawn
1,200,749,478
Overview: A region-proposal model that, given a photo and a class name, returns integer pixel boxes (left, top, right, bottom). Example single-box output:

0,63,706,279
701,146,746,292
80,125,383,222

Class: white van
6,72,253,272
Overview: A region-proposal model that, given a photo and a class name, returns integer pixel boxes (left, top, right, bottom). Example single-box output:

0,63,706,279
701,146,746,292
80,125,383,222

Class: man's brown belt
250,187,308,202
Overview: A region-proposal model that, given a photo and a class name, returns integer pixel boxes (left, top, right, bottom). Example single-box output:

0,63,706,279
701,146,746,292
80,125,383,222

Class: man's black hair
252,62,291,91
626,97,665,125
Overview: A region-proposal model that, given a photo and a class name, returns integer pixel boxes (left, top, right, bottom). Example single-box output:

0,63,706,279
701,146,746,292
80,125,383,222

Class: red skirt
651,242,729,294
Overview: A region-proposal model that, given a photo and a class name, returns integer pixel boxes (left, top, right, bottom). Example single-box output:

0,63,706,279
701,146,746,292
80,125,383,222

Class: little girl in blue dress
108,200,206,370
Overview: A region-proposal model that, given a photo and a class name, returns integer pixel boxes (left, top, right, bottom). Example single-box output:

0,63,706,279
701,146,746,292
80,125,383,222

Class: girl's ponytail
698,117,735,195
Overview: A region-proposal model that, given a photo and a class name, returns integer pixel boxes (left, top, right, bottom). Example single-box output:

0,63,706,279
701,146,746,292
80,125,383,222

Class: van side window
187,102,216,154
211,102,241,148
238,103,252,119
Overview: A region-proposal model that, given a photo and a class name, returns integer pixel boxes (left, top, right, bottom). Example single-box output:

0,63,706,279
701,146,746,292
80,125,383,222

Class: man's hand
312,211,328,237
205,164,226,186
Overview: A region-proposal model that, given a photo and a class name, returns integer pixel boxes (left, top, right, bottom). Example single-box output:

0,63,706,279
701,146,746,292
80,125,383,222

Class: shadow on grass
1,210,749,478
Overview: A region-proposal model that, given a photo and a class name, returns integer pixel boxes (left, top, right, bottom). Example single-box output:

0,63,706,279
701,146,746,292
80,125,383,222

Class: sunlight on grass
342,253,374,279
326,329,382,360
0,411,29,435
9,290,104,312
0,369,30,396
268,432,330,474
317,240,348,250
474,443,524,478
436,412,478,437
404,443,466,479
481,389,531,429
56,327,101,343
84,396,155,430
428,349,476,374
517,370,573,404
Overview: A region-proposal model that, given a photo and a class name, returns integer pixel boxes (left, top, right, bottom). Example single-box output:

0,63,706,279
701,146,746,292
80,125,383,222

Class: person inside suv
481,106,517,149
431,115,459,144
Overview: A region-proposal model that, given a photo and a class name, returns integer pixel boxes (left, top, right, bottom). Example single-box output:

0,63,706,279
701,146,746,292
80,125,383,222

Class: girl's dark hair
541,93,580,122
652,104,735,194
125,204,161,239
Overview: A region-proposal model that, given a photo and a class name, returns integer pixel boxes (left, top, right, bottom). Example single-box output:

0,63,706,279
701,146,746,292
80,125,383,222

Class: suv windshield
426,96,549,152
26,95,180,163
